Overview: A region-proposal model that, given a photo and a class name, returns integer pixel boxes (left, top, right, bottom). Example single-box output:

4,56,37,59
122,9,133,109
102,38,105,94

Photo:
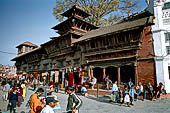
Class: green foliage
53,0,137,26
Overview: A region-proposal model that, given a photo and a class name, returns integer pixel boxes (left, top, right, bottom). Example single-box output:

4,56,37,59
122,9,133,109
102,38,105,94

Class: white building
0,64,17,78
152,0,170,93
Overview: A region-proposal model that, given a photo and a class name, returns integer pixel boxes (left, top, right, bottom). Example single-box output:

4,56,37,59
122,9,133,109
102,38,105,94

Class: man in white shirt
110,81,119,103
40,97,58,113
91,77,97,89
136,82,144,100
3,82,10,101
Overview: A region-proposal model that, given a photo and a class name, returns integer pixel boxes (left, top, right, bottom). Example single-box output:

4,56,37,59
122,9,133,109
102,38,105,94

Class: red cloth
13,85,17,89
68,72,74,86
49,81,53,86
17,87,23,96
79,76,82,85
82,82,86,87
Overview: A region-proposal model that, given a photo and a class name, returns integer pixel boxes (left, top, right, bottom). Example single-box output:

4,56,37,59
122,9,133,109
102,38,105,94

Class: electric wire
0,50,17,55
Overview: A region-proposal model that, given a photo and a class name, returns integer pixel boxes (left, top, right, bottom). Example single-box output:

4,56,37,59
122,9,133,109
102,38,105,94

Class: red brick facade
137,26,156,86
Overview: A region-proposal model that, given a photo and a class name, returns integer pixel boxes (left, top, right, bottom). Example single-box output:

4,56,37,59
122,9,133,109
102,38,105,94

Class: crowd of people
110,80,167,107
0,76,168,113
0,78,27,113
29,86,82,113
0,77,83,113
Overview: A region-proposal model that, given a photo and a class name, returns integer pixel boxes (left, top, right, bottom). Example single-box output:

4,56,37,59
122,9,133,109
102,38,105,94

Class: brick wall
138,26,153,58
137,26,156,86
137,61,156,85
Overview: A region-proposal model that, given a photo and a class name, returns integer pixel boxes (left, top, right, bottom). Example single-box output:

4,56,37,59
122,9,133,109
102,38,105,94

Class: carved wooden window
104,37,109,46
96,40,98,48
74,59,80,65
43,64,48,69
108,36,112,46
18,48,21,54
100,40,103,47
17,67,21,71
37,65,40,69
132,33,138,41
112,37,115,45
90,41,95,48
23,67,27,71
62,40,65,47
33,66,36,70
25,47,28,52
119,35,124,43
86,43,89,50
29,66,32,70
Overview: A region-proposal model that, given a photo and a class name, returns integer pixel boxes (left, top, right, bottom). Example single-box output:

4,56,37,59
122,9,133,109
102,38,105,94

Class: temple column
103,68,106,79
88,66,90,77
117,67,121,85
134,64,138,86
91,68,94,79
48,71,51,84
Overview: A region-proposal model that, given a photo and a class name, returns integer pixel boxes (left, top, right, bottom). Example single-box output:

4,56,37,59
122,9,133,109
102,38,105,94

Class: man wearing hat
66,86,82,113
40,97,58,113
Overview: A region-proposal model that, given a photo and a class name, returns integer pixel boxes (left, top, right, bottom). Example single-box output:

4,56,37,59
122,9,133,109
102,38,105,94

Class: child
129,85,137,105
8,88,18,113
118,87,123,104
66,86,82,113
81,84,88,96
123,85,130,107
17,84,23,107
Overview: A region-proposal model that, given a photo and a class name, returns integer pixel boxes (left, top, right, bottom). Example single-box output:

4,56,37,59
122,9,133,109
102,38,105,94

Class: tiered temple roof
16,41,38,48
51,4,98,39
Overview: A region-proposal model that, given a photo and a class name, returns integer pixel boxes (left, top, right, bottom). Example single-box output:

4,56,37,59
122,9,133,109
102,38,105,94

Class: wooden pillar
117,67,121,85
48,71,51,84
88,66,91,77
134,66,138,86
103,68,106,79
97,83,99,98
91,68,94,78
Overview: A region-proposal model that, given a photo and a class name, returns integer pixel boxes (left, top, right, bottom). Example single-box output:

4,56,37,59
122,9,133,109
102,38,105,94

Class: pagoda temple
11,3,158,90
41,4,98,70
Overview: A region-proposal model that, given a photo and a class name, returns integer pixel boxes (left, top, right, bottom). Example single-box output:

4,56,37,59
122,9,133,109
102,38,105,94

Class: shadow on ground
86,95,111,104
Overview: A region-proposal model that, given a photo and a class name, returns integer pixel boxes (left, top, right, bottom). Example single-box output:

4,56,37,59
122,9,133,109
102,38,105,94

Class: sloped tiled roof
51,16,98,30
73,16,154,43
11,46,42,61
16,41,38,48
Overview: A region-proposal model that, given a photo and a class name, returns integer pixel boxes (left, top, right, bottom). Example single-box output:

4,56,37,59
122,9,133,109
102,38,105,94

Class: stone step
87,89,110,96
160,93,170,99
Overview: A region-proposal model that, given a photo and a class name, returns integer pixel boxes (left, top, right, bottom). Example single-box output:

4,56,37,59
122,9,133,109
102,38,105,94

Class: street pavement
1,88,170,113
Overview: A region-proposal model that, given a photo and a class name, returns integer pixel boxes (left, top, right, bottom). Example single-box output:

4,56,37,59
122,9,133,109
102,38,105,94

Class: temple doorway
93,67,103,82
105,66,118,83
120,65,135,84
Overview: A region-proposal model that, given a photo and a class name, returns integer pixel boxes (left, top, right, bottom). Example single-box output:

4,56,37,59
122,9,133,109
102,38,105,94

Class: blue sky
0,0,147,65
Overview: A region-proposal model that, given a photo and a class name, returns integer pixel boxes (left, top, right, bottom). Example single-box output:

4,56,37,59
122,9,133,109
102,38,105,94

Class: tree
53,0,138,26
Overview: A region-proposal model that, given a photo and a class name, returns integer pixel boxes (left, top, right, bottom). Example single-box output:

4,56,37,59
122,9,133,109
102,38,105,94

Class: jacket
9,92,18,101
66,93,82,111
29,93,43,113
129,88,137,97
